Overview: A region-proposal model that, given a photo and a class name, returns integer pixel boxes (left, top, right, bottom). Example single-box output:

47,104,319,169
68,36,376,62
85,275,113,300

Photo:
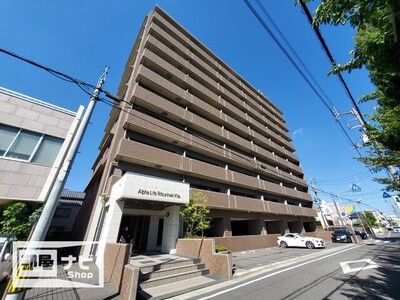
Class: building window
0,123,63,166
6,130,42,160
32,136,63,165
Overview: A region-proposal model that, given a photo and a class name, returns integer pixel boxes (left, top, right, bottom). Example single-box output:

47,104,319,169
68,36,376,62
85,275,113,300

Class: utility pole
331,195,345,227
6,67,109,300
310,179,328,229
29,66,108,241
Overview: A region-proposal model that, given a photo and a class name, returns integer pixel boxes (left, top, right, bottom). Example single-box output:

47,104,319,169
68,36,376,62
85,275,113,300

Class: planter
176,238,233,279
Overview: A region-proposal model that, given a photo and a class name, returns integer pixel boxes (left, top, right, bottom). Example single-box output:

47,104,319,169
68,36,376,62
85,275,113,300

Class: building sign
343,205,355,214
112,172,190,204
137,189,181,200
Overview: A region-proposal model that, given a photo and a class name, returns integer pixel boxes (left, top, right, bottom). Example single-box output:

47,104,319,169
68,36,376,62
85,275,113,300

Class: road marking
340,259,379,274
198,244,363,300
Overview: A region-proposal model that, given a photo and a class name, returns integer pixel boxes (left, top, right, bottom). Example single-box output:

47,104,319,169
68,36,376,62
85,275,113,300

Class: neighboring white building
0,87,81,204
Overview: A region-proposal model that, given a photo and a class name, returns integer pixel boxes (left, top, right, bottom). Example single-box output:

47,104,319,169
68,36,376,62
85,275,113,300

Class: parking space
232,242,347,271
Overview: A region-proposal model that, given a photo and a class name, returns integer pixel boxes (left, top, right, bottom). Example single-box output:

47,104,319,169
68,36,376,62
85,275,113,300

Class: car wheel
347,237,352,243
280,241,288,248
306,241,315,249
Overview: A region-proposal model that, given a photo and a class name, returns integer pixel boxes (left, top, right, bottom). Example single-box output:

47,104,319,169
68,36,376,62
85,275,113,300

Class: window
0,125,19,155
6,131,41,160
0,124,63,166
33,136,63,165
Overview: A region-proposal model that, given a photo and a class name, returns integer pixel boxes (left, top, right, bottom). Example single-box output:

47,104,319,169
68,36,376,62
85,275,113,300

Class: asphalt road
197,233,400,300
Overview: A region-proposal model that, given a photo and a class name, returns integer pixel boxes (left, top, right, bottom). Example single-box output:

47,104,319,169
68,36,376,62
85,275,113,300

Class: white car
393,226,400,233
0,234,15,282
277,233,325,249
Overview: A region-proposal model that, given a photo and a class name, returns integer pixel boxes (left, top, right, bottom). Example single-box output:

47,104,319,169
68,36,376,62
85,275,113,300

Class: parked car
331,229,353,243
277,233,325,249
0,234,15,282
354,230,368,240
393,226,400,233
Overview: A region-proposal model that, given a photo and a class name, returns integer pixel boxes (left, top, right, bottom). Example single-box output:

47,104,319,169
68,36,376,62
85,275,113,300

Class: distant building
47,190,86,240
0,87,79,204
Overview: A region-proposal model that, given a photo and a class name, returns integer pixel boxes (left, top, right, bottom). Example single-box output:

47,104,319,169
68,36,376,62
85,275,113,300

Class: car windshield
335,230,347,234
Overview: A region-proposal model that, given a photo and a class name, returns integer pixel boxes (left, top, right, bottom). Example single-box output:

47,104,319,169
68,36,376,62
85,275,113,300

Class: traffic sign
383,192,391,198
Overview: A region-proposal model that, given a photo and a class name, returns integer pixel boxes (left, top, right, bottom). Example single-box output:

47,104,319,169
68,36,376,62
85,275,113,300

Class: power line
0,46,314,194
314,170,371,182
0,47,97,90
242,0,362,156
253,0,334,107
298,1,398,181
298,0,368,126
97,96,314,188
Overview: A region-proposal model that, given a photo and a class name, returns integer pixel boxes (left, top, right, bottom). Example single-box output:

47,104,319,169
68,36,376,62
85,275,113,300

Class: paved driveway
232,241,347,272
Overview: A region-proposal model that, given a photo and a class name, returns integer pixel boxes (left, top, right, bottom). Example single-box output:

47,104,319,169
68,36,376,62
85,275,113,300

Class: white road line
198,245,363,300
339,259,379,274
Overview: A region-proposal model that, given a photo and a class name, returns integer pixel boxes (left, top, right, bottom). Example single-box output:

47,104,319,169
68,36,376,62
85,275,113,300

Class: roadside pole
5,67,108,300
332,196,345,227
28,66,108,241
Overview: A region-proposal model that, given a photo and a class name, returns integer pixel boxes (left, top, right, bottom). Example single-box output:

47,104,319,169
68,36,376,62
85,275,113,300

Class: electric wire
242,0,362,156
1,45,381,203
298,0,369,126
0,48,309,193
0,47,97,90
254,0,334,107
314,170,371,182
1,46,374,199
96,96,316,191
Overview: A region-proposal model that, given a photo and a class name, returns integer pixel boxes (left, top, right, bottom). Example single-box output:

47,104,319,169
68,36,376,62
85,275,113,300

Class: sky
0,1,395,214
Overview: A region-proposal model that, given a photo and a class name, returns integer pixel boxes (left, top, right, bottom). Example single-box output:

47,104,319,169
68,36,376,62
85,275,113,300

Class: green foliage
304,0,400,191
360,211,378,227
215,244,229,253
180,192,210,238
0,202,43,240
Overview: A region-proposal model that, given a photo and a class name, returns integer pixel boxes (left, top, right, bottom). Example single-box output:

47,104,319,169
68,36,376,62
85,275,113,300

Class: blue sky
0,1,394,213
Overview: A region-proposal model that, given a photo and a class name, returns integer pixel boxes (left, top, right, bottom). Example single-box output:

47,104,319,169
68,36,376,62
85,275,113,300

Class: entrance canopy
111,172,190,205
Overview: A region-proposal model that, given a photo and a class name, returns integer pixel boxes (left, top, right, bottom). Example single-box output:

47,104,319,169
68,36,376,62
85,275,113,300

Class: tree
179,192,210,238
0,202,43,240
360,211,378,227
304,0,400,191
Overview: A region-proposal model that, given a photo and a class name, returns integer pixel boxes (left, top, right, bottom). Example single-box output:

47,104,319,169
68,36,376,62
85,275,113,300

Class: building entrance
118,215,150,252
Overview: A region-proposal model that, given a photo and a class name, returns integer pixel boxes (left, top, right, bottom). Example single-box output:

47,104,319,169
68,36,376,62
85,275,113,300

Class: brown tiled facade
79,6,316,252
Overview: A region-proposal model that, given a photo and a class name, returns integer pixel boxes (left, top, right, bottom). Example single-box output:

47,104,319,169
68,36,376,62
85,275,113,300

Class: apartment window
0,124,63,166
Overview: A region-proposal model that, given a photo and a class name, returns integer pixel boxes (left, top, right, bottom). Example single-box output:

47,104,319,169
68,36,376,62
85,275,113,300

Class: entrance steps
135,257,220,299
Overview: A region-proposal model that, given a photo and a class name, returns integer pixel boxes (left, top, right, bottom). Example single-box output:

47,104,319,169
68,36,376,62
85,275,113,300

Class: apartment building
80,6,317,254
0,87,79,204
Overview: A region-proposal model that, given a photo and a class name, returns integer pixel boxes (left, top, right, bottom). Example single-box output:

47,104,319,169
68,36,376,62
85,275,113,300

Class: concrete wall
215,234,281,252
0,159,50,201
103,243,131,292
120,264,139,300
0,88,74,139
